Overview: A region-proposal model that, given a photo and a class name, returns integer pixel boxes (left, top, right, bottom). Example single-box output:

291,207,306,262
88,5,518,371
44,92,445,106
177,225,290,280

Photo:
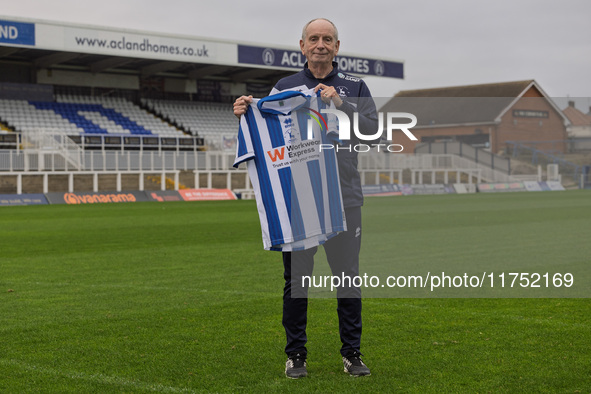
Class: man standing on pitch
233,18,378,378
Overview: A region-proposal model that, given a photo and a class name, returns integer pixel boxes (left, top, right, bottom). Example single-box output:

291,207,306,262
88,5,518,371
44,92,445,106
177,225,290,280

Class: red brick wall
390,126,492,153
495,88,567,153
388,86,567,154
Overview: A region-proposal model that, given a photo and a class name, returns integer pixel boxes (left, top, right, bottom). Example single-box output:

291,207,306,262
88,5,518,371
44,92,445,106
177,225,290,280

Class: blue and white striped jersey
233,89,346,251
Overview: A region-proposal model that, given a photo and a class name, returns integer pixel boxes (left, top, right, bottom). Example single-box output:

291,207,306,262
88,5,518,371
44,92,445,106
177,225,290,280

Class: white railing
1,148,521,188
21,128,83,170
415,141,511,174
358,152,512,182
447,155,513,182
0,150,240,172
4,170,181,194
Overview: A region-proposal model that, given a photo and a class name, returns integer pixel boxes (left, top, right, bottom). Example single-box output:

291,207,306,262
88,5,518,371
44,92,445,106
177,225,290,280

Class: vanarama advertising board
45,191,149,204
6,189,238,205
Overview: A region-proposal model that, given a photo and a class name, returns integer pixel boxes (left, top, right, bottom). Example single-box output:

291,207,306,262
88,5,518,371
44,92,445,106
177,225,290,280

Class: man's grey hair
301,18,339,41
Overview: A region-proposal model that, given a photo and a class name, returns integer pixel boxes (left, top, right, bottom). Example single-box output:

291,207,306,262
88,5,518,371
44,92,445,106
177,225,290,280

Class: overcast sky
2,0,590,110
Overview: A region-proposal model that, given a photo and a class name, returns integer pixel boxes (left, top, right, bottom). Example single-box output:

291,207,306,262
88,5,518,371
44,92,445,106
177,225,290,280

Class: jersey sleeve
233,107,256,168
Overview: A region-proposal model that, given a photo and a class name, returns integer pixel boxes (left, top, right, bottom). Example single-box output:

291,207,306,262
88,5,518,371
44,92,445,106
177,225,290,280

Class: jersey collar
257,90,310,116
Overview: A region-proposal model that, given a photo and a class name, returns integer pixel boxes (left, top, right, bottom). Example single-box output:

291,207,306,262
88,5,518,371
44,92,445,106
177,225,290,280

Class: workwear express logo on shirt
266,140,321,165
267,109,327,164
267,147,286,162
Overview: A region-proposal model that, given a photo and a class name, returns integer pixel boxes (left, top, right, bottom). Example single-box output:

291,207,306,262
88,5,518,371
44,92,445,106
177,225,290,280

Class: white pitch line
0,358,198,393
11,280,278,297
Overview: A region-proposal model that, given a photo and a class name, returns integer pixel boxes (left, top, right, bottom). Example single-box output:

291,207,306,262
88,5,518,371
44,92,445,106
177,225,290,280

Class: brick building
562,101,591,138
379,80,569,154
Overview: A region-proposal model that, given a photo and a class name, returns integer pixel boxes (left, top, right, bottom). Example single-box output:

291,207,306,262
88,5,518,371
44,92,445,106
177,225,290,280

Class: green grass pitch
1,190,590,392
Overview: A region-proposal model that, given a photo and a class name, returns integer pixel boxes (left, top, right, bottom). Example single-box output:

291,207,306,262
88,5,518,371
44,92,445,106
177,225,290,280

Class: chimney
568,100,575,108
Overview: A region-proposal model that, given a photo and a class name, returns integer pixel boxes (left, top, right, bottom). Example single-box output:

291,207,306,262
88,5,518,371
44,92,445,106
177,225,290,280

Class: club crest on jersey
336,86,349,97
283,118,298,144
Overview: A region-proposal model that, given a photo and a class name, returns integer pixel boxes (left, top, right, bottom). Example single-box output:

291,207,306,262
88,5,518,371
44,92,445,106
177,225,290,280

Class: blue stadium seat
29,101,152,135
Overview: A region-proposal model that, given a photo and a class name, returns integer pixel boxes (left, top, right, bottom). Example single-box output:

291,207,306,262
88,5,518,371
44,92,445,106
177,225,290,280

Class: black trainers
343,351,371,376
285,352,308,379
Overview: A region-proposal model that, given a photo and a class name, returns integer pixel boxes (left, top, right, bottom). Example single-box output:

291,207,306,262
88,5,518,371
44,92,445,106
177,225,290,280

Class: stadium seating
142,99,237,137
56,95,180,136
0,96,185,137
0,96,237,150
0,99,85,135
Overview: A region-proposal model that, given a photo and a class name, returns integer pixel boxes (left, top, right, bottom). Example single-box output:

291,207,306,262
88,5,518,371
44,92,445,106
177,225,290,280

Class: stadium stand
56,95,181,136
0,94,238,151
142,99,237,138
0,96,186,137
0,99,85,134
